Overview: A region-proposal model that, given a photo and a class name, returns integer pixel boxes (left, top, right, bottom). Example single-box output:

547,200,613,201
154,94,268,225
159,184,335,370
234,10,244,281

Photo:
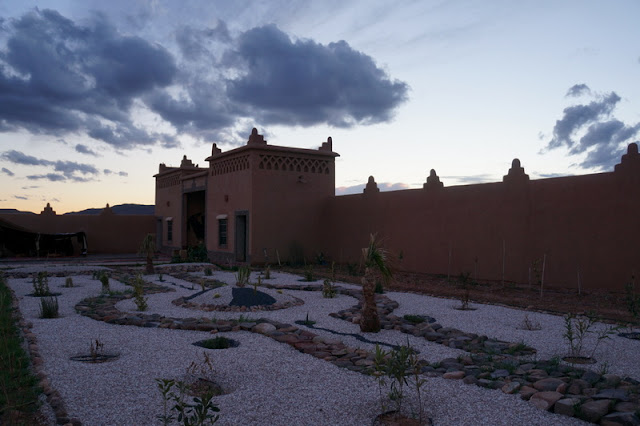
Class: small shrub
204,268,213,276
90,339,105,361
235,266,250,287
346,262,360,276
520,314,542,331
97,272,110,293
64,277,74,288
303,264,314,281
32,272,50,296
187,244,209,263
213,293,221,299
374,279,384,294
276,290,283,294
403,314,425,324
563,312,619,359
301,312,316,326
253,276,261,294
39,296,59,318
322,279,336,298
133,275,148,311
200,337,231,350
158,274,165,282
264,265,271,279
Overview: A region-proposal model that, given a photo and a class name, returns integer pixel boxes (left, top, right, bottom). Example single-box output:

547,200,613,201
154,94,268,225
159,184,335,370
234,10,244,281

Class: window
167,219,173,242
218,218,227,246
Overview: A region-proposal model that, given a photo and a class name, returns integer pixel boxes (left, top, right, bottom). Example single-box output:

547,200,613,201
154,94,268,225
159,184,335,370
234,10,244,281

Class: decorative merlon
423,169,444,189
319,137,333,151
211,143,222,157
503,159,529,183
40,203,56,216
614,143,640,173
180,155,196,168
247,128,267,145
363,176,380,194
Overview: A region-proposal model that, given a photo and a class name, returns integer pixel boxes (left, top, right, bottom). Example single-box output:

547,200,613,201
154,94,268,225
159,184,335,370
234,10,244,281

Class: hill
64,204,154,215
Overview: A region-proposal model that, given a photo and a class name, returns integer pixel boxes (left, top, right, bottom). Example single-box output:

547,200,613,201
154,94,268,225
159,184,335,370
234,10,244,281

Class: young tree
360,234,392,332
139,234,156,274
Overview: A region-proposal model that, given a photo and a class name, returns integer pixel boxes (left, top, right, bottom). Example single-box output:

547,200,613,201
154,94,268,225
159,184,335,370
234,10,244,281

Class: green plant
133,275,148,311
403,315,425,324
303,264,314,281
158,274,165,282
187,244,210,263
204,268,212,277
39,296,59,318
90,339,105,361
199,337,231,350
520,314,542,330
32,272,50,296
322,279,336,298
253,276,261,295
156,378,177,425
139,234,156,274
360,234,392,333
263,265,271,280
346,262,360,276
0,276,42,423
302,312,316,326
505,341,529,355
213,293,220,299
64,277,74,288
155,378,220,426
458,272,473,310
235,266,250,287
563,312,619,359
372,341,425,420
276,290,282,294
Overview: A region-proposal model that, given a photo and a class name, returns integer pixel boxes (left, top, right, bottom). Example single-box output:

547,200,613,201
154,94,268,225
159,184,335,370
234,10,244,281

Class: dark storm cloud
1,167,14,176
2,149,99,180
1,10,408,149
544,87,640,170
75,144,99,156
565,84,590,97
225,25,409,127
0,9,176,148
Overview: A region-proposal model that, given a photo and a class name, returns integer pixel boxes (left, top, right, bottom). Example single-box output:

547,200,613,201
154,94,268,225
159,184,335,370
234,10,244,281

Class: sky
0,0,638,214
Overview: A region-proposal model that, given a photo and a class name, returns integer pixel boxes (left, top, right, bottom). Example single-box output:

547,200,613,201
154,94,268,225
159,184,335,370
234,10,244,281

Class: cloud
225,25,409,127
1,167,14,176
75,144,99,156
0,10,408,150
544,87,640,170
118,171,128,177
2,149,99,179
566,84,590,97
21,185,39,189
14,195,29,200
104,169,128,177
27,173,66,182
336,181,410,195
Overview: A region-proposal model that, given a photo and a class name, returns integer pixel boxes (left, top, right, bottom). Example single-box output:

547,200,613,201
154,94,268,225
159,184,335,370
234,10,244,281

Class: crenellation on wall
363,176,380,194
423,169,444,190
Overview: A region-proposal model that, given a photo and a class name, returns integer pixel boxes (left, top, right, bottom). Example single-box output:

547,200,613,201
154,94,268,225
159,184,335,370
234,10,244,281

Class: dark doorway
235,212,248,262
185,190,205,247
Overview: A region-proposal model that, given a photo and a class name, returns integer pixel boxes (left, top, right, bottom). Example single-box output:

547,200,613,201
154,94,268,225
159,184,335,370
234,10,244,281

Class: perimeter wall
319,145,640,292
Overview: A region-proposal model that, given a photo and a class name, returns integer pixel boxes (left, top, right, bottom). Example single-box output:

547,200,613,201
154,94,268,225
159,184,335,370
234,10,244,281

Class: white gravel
8,264,636,425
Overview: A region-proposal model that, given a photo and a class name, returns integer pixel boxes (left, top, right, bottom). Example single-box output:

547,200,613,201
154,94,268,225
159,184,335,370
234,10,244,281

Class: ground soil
283,265,637,326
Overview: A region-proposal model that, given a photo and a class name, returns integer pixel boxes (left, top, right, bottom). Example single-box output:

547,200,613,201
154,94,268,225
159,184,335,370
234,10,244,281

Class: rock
594,389,629,401
252,323,276,335
533,377,565,392
530,391,563,411
582,370,601,384
463,375,478,385
554,398,580,417
519,386,537,400
578,399,613,423
615,402,640,412
491,369,510,379
443,371,465,380
501,381,521,394
600,411,640,426
602,374,622,387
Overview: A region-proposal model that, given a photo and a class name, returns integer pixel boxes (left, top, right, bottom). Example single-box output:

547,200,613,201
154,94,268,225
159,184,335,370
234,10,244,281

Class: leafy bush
32,272,50,296
235,266,250,287
39,296,59,318
64,277,74,288
199,337,231,350
188,244,209,263
303,264,314,281
97,271,110,293
263,265,271,279
132,275,148,311
322,279,336,298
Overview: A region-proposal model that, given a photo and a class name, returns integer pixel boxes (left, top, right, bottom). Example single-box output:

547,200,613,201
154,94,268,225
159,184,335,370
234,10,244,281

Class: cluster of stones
171,294,304,312
6,282,81,426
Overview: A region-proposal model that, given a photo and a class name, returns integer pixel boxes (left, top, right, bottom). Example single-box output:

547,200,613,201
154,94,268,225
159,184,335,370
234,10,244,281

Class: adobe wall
0,204,155,254
321,145,640,292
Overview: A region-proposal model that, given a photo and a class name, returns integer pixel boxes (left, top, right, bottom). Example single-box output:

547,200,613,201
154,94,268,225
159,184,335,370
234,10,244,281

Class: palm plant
139,234,156,274
360,234,392,332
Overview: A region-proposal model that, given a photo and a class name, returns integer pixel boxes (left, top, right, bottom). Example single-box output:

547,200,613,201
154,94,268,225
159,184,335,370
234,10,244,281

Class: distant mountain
64,204,154,215
0,208,36,215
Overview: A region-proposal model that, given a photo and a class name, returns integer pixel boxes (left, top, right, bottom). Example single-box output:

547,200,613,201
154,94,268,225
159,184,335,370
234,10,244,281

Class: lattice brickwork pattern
157,174,180,189
258,154,330,174
210,155,249,176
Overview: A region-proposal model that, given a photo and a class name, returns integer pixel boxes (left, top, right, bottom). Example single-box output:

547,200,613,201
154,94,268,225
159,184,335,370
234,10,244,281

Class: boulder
530,391,563,411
